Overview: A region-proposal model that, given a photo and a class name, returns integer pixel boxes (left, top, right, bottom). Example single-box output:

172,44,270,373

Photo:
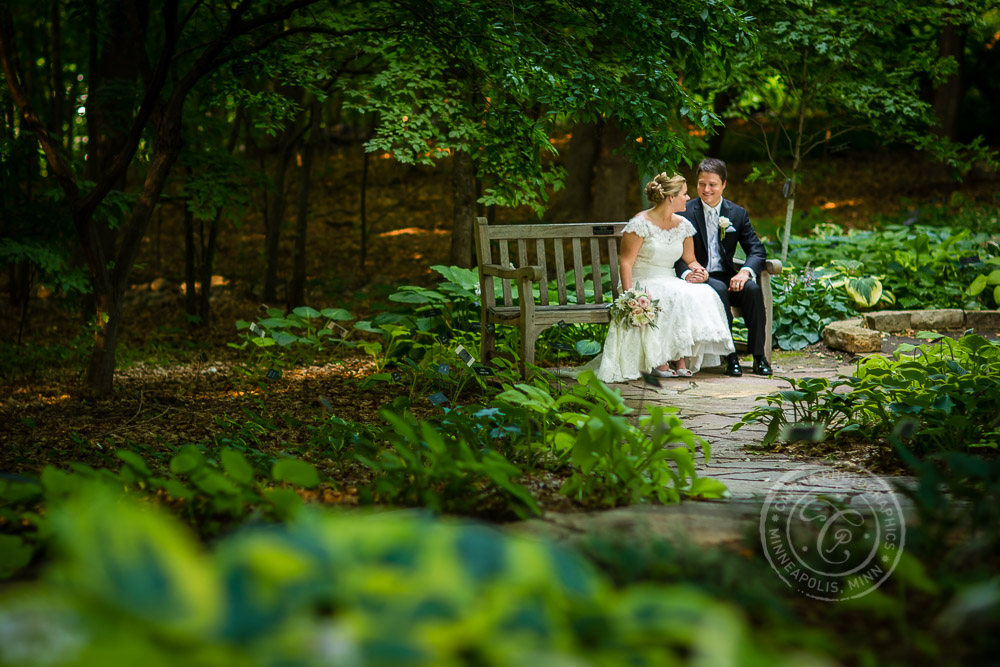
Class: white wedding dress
591,215,735,383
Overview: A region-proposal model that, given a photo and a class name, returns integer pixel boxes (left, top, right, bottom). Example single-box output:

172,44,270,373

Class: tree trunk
932,23,965,141
707,89,733,157
780,181,797,264
289,100,321,308
183,169,198,316
48,0,64,136
359,117,376,271
263,127,297,302
80,109,185,396
543,121,599,222
84,286,124,395
449,148,476,267
197,210,220,323
195,108,242,323
590,118,631,222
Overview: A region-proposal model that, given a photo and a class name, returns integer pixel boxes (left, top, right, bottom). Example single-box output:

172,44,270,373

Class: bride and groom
593,158,773,384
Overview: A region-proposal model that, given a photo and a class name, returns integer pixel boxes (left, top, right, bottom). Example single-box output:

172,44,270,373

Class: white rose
719,216,731,239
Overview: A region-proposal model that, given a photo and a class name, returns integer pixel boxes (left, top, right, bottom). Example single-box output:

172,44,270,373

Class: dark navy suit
675,197,768,356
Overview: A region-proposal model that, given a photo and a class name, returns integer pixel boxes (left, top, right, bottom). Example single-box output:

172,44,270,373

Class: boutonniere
718,216,731,239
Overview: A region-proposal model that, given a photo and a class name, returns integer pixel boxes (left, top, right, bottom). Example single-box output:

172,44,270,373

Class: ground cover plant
1,264,731,585
758,198,1000,350
2,437,997,666
734,332,1000,469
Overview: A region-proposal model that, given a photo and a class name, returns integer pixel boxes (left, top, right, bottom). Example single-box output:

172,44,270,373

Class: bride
593,172,735,383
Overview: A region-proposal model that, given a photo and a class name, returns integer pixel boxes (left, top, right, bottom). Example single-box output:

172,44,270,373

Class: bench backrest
474,217,627,309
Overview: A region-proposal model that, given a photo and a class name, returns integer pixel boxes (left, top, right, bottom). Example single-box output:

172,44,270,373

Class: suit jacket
675,197,767,279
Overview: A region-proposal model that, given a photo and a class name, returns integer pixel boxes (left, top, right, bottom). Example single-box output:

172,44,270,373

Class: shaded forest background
2,0,1000,397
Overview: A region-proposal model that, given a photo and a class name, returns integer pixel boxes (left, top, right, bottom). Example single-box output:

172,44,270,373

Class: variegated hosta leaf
846,277,883,308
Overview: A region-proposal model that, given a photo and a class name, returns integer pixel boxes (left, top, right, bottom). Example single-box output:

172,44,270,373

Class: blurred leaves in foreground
0,482,826,667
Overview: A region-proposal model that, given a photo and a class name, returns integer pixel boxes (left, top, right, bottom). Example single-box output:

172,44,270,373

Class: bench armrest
480,263,543,281
732,258,783,276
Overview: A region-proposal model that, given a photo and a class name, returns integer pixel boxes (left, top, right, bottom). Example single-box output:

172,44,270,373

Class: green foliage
0,486,819,666
0,442,325,578
770,217,1000,349
736,334,1000,456
232,306,356,367
726,0,997,259
357,405,541,518
966,258,1000,309
770,267,855,350
342,0,756,214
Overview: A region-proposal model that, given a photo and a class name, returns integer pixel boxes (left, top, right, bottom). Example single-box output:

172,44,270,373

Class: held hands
685,264,708,283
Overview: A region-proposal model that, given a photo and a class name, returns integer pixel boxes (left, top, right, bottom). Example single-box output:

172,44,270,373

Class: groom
675,158,772,377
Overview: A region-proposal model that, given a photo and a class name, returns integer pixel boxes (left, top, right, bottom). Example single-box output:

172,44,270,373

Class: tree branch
0,8,80,202
78,0,181,221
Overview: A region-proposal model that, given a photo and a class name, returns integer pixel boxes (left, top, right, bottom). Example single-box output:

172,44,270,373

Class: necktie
706,207,719,272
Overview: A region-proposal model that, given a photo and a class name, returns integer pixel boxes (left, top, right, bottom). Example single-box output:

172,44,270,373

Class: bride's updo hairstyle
644,172,687,205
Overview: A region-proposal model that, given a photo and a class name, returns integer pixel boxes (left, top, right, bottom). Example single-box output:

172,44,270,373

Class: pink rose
631,307,645,317
637,296,651,309
627,298,638,308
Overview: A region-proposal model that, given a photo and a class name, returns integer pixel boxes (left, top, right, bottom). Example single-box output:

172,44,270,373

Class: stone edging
822,309,1000,354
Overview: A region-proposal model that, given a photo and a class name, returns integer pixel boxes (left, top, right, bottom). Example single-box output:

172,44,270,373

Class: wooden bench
473,216,782,377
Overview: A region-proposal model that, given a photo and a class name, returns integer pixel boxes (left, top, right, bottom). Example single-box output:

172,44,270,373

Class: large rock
911,309,964,330
864,310,913,332
823,319,883,353
965,310,1000,330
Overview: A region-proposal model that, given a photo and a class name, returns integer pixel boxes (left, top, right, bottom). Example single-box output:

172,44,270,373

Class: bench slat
489,304,612,325
554,240,568,305
571,238,585,305
536,239,549,306
608,238,621,300
590,238,603,304
498,240,512,306
484,223,628,240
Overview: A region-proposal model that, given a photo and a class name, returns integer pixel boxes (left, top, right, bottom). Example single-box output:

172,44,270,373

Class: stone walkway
514,354,918,549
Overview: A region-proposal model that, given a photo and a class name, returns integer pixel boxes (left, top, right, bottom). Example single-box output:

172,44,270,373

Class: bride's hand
686,266,708,283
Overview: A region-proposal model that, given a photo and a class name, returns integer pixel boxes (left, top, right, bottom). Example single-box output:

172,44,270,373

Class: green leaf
170,447,204,475
845,277,883,308
220,449,254,485
320,308,353,321
0,534,35,577
575,339,601,356
968,274,988,296
292,306,322,319
272,458,319,488
684,477,730,499
265,488,303,517
41,466,78,498
116,449,152,478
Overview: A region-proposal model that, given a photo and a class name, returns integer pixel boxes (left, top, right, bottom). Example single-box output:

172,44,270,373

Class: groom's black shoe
724,353,743,377
752,355,773,376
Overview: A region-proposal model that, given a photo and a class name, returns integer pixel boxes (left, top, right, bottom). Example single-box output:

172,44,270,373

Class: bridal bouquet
610,283,661,329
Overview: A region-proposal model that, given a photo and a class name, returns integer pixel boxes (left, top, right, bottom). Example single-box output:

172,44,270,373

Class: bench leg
519,325,543,379
761,272,775,364
481,321,496,365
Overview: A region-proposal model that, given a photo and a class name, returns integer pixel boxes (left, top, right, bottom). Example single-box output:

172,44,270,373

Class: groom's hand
685,268,707,283
729,270,751,292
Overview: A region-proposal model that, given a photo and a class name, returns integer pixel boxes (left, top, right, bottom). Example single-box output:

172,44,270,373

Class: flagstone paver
514,357,918,549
